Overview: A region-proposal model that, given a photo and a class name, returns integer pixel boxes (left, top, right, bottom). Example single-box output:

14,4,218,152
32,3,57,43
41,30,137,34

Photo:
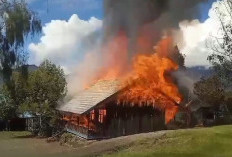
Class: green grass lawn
0,125,232,157
102,125,232,157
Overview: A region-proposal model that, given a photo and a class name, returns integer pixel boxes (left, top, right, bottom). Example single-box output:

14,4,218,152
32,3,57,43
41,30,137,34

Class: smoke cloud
103,0,210,56
29,0,216,98
102,0,214,102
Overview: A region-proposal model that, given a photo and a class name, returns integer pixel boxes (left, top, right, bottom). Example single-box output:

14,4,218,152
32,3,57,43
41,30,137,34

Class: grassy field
0,125,232,157
102,125,232,157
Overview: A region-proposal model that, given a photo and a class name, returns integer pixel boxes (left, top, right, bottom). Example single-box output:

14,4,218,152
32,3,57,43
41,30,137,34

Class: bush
59,133,87,148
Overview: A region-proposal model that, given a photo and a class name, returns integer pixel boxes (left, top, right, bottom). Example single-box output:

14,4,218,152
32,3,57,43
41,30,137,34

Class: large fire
119,37,182,123
65,34,183,130
96,35,183,124
119,53,181,104
80,30,183,124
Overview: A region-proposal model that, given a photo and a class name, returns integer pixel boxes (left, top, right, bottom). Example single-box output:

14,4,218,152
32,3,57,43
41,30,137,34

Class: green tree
193,76,224,109
0,71,29,130
0,0,41,83
19,60,67,135
0,0,41,122
0,90,14,121
194,76,232,122
9,71,28,106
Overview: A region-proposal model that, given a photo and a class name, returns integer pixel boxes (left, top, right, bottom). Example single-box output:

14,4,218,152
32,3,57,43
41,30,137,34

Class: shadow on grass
13,134,36,139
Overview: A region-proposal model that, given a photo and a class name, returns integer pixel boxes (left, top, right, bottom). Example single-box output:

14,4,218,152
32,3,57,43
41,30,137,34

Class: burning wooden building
58,79,171,140
58,37,184,139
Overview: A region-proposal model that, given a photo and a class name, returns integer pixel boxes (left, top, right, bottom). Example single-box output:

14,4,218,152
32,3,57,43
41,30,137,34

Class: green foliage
193,76,224,108
28,60,67,110
0,70,28,120
4,1,41,47
0,71,28,120
10,72,28,106
0,1,41,121
224,91,232,113
21,60,67,115
17,60,67,133
1,60,67,129
0,89,15,120
59,132,87,147
0,0,41,83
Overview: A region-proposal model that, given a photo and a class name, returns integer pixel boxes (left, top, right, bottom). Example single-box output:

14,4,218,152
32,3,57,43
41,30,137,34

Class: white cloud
28,14,103,95
29,14,102,72
177,0,226,67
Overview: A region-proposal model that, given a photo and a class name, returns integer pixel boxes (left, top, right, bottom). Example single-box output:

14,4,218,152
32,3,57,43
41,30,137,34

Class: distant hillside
186,66,213,79
26,65,38,73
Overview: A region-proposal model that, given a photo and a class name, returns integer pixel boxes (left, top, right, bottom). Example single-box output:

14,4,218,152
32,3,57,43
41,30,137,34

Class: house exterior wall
62,103,166,139
102,104,166,138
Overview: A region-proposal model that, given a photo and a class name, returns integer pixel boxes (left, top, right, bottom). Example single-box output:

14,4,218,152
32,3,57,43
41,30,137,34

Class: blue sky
28,0,103,24
199,0,216,22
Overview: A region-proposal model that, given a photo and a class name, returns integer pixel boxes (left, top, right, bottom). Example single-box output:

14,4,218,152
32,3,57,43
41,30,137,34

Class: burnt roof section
58,79,121,115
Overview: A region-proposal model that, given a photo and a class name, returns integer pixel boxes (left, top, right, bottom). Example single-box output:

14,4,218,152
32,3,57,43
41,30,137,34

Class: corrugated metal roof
58,79,121,114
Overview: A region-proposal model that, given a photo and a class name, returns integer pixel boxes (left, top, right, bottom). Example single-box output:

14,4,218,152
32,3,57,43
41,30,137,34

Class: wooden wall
89,103,166,138
62,102,166,139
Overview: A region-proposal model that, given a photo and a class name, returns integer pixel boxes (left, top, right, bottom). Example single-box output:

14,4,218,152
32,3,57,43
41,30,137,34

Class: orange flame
165,106,179,124
118,37,182,123
87,34,182,123
98,32,129,80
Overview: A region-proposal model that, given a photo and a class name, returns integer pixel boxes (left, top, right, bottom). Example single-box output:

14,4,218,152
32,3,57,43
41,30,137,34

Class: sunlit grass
103,125,232,157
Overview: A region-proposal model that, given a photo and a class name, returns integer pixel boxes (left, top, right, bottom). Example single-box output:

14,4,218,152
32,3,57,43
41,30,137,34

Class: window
90,110,95,120
98,109,107,123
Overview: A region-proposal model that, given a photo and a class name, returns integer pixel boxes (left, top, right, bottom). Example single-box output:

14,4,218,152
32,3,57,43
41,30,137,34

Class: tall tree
207,0,232,85
0,70,29,122
193,75,232,122
0,0,41,83
204,0,232,121
194,76,225,109
0,0,41,122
